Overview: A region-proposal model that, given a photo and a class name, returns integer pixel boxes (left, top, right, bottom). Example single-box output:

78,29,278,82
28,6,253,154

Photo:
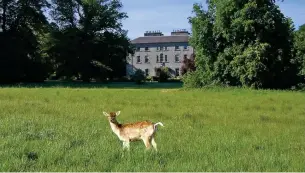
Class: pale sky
120,0,305,39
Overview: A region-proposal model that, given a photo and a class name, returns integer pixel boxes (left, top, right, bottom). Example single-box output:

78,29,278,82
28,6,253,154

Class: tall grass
0,87,304,171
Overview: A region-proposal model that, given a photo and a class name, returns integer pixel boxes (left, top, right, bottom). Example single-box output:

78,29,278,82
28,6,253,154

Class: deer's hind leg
151,137,157,151
142,137,152,150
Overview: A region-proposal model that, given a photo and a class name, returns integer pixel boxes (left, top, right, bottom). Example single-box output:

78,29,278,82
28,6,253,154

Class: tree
294,24,305,77
180,53,196,75
187,0,300,89
0,0,51,83
46,0,133,82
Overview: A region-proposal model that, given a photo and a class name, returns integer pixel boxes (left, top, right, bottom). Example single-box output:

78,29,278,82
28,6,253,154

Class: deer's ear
103,111,109,116
116,111,121,116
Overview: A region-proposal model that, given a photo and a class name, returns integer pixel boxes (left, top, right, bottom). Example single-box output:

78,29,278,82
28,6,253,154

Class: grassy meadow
0,84,305,171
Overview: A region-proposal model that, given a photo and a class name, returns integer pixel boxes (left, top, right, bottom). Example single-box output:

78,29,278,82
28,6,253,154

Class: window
136,47,140,51
156,55,159,62
175,68,180,76
165,55,168,62
145,69,149,76
145,47,149,51
175,46,179,50
184,45,188,50
175,55,180,62
137,56,141,63
160,53,164,62
145,56,149,63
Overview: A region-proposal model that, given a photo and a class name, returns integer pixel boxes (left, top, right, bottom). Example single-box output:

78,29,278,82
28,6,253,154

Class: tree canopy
46,0,133,82
186,0,303,89
0,0,133,83
0,0,51,83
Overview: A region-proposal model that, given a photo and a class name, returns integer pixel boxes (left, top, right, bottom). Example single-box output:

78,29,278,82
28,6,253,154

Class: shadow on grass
0,81,183,89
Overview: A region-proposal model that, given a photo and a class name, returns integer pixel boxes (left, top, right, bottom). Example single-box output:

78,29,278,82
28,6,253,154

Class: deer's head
103,111,120,123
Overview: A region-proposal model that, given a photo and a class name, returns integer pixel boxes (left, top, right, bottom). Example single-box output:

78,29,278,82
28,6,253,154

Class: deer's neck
109,120,121,136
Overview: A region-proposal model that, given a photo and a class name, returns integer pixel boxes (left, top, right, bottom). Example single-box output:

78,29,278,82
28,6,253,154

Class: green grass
0,87,305,171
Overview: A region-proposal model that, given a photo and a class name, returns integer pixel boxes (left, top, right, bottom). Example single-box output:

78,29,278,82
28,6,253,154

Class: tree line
0,0,133,84
1,0,305,89
183,0,305,89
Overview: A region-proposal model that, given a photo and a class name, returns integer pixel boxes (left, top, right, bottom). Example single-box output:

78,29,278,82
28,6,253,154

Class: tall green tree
47,0,133,82
186,0,301,89
294,24,305,77
0,0,51,83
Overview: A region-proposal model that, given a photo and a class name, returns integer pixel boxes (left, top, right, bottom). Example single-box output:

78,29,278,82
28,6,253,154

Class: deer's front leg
122,141,130,151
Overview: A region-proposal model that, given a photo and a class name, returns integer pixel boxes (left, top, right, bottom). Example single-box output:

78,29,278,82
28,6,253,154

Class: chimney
144,30,164,36
171,29,190,36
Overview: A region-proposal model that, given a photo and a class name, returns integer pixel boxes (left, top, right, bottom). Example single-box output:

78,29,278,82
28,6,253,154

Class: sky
120,0,305,40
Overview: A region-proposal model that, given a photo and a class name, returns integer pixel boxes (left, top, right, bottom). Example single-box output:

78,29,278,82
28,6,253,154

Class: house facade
126,29,194,77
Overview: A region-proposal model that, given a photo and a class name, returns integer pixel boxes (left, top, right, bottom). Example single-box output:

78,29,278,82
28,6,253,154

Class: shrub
146,76,153,82
182,71,202,88
132,69,146,84
155,67,171,82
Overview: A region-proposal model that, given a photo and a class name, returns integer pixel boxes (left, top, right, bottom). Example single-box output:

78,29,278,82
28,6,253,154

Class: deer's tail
154,122,164,129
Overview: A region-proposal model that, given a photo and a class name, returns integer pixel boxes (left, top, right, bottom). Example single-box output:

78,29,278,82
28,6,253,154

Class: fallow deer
103,111,164,151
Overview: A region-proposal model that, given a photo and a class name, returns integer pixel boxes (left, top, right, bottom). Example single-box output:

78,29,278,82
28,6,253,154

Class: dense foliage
155,67,171,82
0,0,51,83
132,69,145,84
180,53,196,75
186,0,304,89
294,24,305,76
0,0,133,83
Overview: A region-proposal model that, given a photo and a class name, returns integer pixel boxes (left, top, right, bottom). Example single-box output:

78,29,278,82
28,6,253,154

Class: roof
131,35,189,44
